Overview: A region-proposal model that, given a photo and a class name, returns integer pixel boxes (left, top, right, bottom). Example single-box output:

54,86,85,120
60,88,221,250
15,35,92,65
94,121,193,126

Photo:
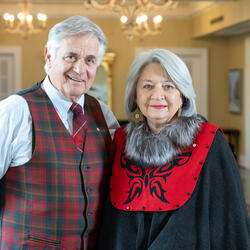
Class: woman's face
136,63,183,134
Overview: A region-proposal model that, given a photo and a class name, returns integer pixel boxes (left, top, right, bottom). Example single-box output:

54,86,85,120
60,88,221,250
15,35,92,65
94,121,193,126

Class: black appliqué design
120,151,192,204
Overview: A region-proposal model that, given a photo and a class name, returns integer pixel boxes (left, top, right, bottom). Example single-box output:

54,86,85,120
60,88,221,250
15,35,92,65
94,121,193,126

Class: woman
98,49,250,249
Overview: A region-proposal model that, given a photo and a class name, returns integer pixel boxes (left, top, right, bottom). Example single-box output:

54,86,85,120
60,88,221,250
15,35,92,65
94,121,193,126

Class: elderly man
0,16,119,249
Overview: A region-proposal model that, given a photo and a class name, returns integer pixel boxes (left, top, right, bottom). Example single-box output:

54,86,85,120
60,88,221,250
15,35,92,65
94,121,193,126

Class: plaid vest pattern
0,82,114,249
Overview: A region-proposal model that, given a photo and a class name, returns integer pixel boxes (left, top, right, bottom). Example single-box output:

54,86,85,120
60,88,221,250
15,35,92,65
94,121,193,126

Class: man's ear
44,47,51,66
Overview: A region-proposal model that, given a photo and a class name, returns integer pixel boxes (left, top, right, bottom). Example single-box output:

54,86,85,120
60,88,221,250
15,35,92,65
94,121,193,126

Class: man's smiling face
45,34,100,102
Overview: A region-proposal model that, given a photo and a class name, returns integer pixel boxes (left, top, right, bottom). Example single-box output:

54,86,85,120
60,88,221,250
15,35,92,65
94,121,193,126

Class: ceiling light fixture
84,0,178,39
2,1,47,38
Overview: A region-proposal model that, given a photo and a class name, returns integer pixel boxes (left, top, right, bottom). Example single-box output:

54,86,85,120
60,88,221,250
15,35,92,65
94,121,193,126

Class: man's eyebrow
68,52,78,56
86,55,97,59
63,52,78,57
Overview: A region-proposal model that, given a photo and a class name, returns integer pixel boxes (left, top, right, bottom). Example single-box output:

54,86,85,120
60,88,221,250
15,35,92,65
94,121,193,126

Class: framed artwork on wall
88,52,115,109
229,69,242,114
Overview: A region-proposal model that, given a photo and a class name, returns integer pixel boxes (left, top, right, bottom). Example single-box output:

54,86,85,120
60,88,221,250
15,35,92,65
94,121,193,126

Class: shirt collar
42,75,85,115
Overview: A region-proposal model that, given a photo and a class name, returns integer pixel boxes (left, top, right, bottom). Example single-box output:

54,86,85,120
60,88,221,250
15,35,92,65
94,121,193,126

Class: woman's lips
150,105,167,109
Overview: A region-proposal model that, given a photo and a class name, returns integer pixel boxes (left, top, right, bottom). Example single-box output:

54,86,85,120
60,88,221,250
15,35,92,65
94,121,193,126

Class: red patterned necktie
70,102,87,153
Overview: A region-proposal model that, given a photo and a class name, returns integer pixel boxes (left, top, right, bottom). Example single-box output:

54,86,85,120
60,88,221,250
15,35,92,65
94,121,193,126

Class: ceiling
0,0,233,19
2,0,246,36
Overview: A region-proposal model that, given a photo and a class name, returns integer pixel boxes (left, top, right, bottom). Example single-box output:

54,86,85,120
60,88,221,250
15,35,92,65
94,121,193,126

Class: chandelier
2,1,47,38
84,0,178,39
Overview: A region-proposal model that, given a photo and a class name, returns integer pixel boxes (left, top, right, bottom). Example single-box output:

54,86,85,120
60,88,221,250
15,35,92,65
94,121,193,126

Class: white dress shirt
0,76,119,179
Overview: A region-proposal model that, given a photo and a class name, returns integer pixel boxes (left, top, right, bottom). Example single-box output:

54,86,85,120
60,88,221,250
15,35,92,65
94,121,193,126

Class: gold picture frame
229,69,242,114
88,52,115,108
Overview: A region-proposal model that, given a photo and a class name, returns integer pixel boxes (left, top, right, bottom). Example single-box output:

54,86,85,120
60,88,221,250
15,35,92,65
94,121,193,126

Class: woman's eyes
163,84,175,90
143,84,153,89
142,83,176,90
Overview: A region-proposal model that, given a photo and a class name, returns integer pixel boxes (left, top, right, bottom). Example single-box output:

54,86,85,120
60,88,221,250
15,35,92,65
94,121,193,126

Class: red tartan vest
0,82,114,249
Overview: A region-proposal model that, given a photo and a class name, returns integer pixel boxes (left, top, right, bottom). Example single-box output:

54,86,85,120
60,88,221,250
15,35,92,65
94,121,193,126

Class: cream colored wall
189,0,249,166
191,0,250,38
227,35,245,156
0,21,48,88
0,16,246,158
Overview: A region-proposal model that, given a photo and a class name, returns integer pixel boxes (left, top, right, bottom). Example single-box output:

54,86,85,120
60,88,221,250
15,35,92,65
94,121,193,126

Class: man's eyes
63,55,97,65
86,57,96,65
64,55,77,62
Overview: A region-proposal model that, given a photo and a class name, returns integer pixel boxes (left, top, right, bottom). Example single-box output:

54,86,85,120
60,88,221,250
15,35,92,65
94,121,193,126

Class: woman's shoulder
115,125,126,135
114,126,127,143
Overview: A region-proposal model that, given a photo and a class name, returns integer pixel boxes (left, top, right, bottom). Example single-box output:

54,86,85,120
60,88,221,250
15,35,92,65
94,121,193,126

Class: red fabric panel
110,123,219,211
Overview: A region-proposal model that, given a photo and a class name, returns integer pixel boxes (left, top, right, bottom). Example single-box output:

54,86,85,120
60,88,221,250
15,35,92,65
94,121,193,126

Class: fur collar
124,115,205,168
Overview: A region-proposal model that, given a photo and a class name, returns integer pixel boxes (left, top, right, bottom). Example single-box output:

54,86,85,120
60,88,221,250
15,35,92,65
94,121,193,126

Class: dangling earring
177,107,182,118
130,107,144,124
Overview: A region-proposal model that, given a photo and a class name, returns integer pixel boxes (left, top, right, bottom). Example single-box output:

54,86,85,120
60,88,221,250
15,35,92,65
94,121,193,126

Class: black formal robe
98,129,250,250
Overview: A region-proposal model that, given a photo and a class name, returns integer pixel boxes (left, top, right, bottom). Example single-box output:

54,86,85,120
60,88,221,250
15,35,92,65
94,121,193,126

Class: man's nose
73,60,87,74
